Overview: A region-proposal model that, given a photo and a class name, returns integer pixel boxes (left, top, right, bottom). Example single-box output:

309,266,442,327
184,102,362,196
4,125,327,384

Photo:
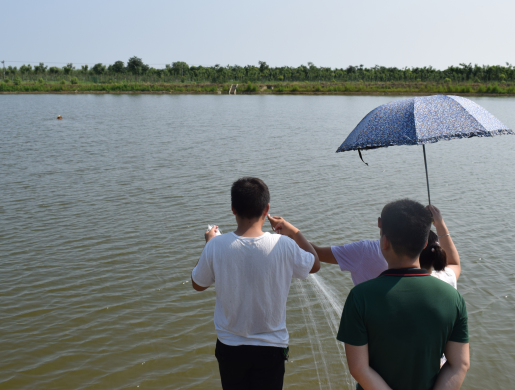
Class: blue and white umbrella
336,95,513,203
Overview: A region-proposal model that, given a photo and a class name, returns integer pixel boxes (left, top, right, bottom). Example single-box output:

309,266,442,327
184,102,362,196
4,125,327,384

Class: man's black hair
381,199,432,258
231,177,270,219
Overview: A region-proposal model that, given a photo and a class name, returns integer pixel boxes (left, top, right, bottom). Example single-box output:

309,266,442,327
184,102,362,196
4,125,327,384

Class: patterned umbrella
336,95,513,203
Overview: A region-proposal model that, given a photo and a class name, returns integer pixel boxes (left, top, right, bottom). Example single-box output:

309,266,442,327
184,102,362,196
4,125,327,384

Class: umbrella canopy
336,95,513,203
337,95,513,153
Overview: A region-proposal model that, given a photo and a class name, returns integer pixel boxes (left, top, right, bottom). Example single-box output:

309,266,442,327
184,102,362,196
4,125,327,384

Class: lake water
1,94,514,390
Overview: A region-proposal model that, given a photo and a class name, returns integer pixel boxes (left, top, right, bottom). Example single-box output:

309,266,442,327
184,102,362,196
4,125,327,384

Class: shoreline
2,90,515,97
2,81,515,97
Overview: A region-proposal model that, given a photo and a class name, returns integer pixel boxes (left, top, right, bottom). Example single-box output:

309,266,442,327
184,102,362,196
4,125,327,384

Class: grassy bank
2,80,515,95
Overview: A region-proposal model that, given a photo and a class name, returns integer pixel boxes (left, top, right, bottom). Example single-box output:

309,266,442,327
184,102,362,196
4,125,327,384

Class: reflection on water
1,95,514,389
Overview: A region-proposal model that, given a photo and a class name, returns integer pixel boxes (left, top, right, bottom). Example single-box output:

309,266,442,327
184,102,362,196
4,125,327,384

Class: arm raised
427,205,461,279
268,215,320,273
191,226,218,291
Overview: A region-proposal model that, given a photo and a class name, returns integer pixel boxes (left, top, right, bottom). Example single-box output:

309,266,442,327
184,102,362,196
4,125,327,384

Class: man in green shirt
338,199,469,390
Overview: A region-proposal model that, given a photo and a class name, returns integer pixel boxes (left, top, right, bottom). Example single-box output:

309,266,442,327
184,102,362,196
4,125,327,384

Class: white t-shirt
192,232,314,348
432,267,458,367
432,268,457,290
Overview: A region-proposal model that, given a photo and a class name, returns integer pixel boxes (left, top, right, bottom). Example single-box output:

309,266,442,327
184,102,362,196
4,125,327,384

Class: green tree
63,63,74,75
109,61,125,73
258,61,269,73
92,63,106,75
7,66,18,76
19,64,32,74
171,61,189,77
34,62,47,74
81,64,89,73
308,62,318,81
127,56,149,75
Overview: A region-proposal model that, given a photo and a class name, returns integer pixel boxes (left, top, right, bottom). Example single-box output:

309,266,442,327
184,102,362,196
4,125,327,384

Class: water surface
1,94,514,389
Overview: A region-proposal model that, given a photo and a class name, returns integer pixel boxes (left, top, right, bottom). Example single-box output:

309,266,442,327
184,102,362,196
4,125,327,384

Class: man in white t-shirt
191,177,320,390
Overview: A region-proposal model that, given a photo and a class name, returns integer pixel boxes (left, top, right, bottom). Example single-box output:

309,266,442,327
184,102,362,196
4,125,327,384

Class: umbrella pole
422,145,431,205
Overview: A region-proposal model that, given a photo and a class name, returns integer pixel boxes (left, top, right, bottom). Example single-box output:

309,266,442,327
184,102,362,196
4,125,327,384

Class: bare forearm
345,344,392,390
290,231,320,272
435,221,460,267
352,367,392,390
291,231,319,261
311,243,338,264
433,362,468,390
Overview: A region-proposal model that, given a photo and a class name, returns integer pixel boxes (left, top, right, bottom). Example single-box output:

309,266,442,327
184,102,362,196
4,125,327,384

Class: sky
3,0,515,70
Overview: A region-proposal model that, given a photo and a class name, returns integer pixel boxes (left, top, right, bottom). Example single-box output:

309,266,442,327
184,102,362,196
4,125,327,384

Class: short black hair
231,177,270,219
381,199,432,258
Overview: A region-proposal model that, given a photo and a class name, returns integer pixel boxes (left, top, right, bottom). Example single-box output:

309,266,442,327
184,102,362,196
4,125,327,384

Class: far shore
2,90,515,97
2,81,515,96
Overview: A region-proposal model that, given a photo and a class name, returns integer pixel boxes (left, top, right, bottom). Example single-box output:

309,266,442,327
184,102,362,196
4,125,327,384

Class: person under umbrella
270,200,469,390
308,204,460,287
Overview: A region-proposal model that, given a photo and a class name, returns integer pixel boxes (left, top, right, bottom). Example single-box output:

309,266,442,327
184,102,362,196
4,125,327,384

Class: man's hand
267,215,299,239
205,225,219,243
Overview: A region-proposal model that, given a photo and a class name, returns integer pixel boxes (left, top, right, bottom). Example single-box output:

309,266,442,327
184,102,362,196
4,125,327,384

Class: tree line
3,57,515,83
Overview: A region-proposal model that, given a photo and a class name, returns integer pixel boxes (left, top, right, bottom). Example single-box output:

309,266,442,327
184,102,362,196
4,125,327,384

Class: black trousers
215,339,286,390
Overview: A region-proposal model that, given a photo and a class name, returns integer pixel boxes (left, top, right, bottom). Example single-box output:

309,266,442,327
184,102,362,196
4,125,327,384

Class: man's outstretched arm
345,344,392,390
433,341,470,390
191,225,218,291
310,243,338,264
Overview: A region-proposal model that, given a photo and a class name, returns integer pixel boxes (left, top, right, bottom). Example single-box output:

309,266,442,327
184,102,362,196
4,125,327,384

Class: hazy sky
3,0,515,70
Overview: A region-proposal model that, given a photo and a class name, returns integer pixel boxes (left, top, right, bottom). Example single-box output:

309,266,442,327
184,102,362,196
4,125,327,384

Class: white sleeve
191,245,215,288
445,267,458,290
290,239,315,280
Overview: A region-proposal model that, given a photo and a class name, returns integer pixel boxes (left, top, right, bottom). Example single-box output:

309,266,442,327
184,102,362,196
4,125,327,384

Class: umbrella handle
423,145,431,205
358,149,368,166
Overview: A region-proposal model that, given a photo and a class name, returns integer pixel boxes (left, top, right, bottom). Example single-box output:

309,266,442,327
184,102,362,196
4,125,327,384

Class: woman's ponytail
419,230,447,272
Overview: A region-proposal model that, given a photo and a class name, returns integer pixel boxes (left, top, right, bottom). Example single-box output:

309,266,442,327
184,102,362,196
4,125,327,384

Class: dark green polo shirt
337,268,468,390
